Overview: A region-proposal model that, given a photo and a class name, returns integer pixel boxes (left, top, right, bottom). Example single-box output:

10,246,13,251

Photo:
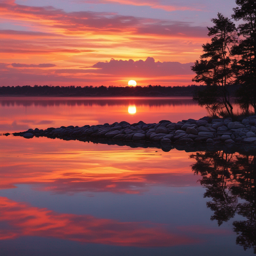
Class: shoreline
6,115,256,154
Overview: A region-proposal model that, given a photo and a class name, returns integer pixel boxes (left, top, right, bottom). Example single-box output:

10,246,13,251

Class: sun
128,105,137,115
128,80,137,87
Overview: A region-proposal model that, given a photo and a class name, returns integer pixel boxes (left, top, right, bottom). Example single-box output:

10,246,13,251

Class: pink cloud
92,57,194,77
78,0,201,12
12,63,56,68
0,196,198,247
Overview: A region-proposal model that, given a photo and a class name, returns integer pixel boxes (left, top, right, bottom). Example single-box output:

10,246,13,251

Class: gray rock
161,138,171,144
175,130,186,134
251,127,256,133
23,133,34,139
178,137,194,143
113,134,126,140
212,122,223,129
244,137,256,143
188,134,198,139
186,127,198,135
196,120,208,126
242,119,250,125
124,128,134,134
166,123,176,130
221,135,231,140
223,118,232,125
206,138,214,143
198,132,214,138
218,126,228,131
133,133,146,140
246,131,256,137
155,126,168,134
163,134,174,140
198,126,209,132
225,139,235,144
105,130,121,138
175,122,184,129
228,122,245,129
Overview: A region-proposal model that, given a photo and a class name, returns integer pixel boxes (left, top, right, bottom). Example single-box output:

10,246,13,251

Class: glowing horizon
0,0,237,87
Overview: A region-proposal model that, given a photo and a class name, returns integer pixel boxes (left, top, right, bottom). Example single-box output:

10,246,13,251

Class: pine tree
192,13,236,116
232,0,256,113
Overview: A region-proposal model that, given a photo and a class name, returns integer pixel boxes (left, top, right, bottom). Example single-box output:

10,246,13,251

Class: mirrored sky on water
0,97,208,133
0,98,255,255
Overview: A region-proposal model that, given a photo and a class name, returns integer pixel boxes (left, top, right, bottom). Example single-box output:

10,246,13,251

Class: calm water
0,97,255,255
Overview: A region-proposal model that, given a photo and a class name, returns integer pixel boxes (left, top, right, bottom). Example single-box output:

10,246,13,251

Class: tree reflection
191,151,256,253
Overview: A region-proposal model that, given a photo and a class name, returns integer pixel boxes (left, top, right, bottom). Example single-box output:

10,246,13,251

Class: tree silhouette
232,0,256,113
192,13,236,116
191,151,256,253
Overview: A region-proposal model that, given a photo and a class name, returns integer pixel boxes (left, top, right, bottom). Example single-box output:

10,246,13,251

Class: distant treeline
0,85,240,97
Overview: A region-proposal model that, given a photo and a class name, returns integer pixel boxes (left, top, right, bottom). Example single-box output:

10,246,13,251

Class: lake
0,97,255,256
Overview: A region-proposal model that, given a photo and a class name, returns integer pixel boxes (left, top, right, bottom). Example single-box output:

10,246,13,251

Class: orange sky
0,0,237,86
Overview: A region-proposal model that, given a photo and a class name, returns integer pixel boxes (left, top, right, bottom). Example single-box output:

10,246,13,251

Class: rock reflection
191,151,256,254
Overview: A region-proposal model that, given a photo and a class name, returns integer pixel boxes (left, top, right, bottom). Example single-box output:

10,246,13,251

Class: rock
105,130,121,138
133,133,146,140
178,137,194,143
186,127,198,135
196,120,208,126
124,128,134,134
221,135,231,140
206,138,214,143
166,123,176,130
161,138,171,144
244,137,256,143
175,122,184,129
242,119,250,125
251,126,256,133
198,126,209,132
113,134,126,140
23,133,34,139
246,131,256,137
223,118,232,125
120,121,130,128
228,122,245,129
225,139,235,144
217,126,228,131
175,130,186,134
188,134,198,139
198,132,214,138
212,122,223,129
155,126,168,134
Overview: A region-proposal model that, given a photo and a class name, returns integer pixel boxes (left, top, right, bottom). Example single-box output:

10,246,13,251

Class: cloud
77,0,201,12
92,57,194,77
11,63,56,68
0,196,198,247
0,1,207,38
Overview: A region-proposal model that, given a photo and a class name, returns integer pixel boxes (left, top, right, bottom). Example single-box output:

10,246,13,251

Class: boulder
246,131,256,137
196,120,208,126
105,130,121,138
217,126,228,131
225,139,235,144
186,127,198,135
198,132,214,138
221,135,231,140
155,126,168,134
228,122,245,129
198,126,209,132
133,133,146,140
244,137,256,143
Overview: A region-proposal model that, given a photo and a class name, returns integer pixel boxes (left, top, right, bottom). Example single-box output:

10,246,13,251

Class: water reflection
191,151,256,254
128,105,137,115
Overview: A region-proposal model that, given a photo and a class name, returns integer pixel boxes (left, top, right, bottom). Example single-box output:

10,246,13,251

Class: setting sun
128,80,137,87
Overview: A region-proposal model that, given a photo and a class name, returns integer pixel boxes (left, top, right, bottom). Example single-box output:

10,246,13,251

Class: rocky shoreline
7,115,256,153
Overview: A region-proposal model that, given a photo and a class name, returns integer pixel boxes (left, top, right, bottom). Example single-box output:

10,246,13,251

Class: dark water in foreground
0,97,255,255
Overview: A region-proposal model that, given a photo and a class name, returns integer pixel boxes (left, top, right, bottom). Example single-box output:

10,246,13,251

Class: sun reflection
128,105,137,115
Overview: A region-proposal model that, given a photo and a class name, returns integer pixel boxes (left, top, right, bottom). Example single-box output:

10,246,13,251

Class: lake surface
0,97,255,255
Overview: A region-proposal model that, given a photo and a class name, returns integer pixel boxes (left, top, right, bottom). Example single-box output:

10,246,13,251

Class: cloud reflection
0,196,197,247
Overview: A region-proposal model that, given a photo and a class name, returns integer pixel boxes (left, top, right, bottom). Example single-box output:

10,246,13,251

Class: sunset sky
0,0,237,86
